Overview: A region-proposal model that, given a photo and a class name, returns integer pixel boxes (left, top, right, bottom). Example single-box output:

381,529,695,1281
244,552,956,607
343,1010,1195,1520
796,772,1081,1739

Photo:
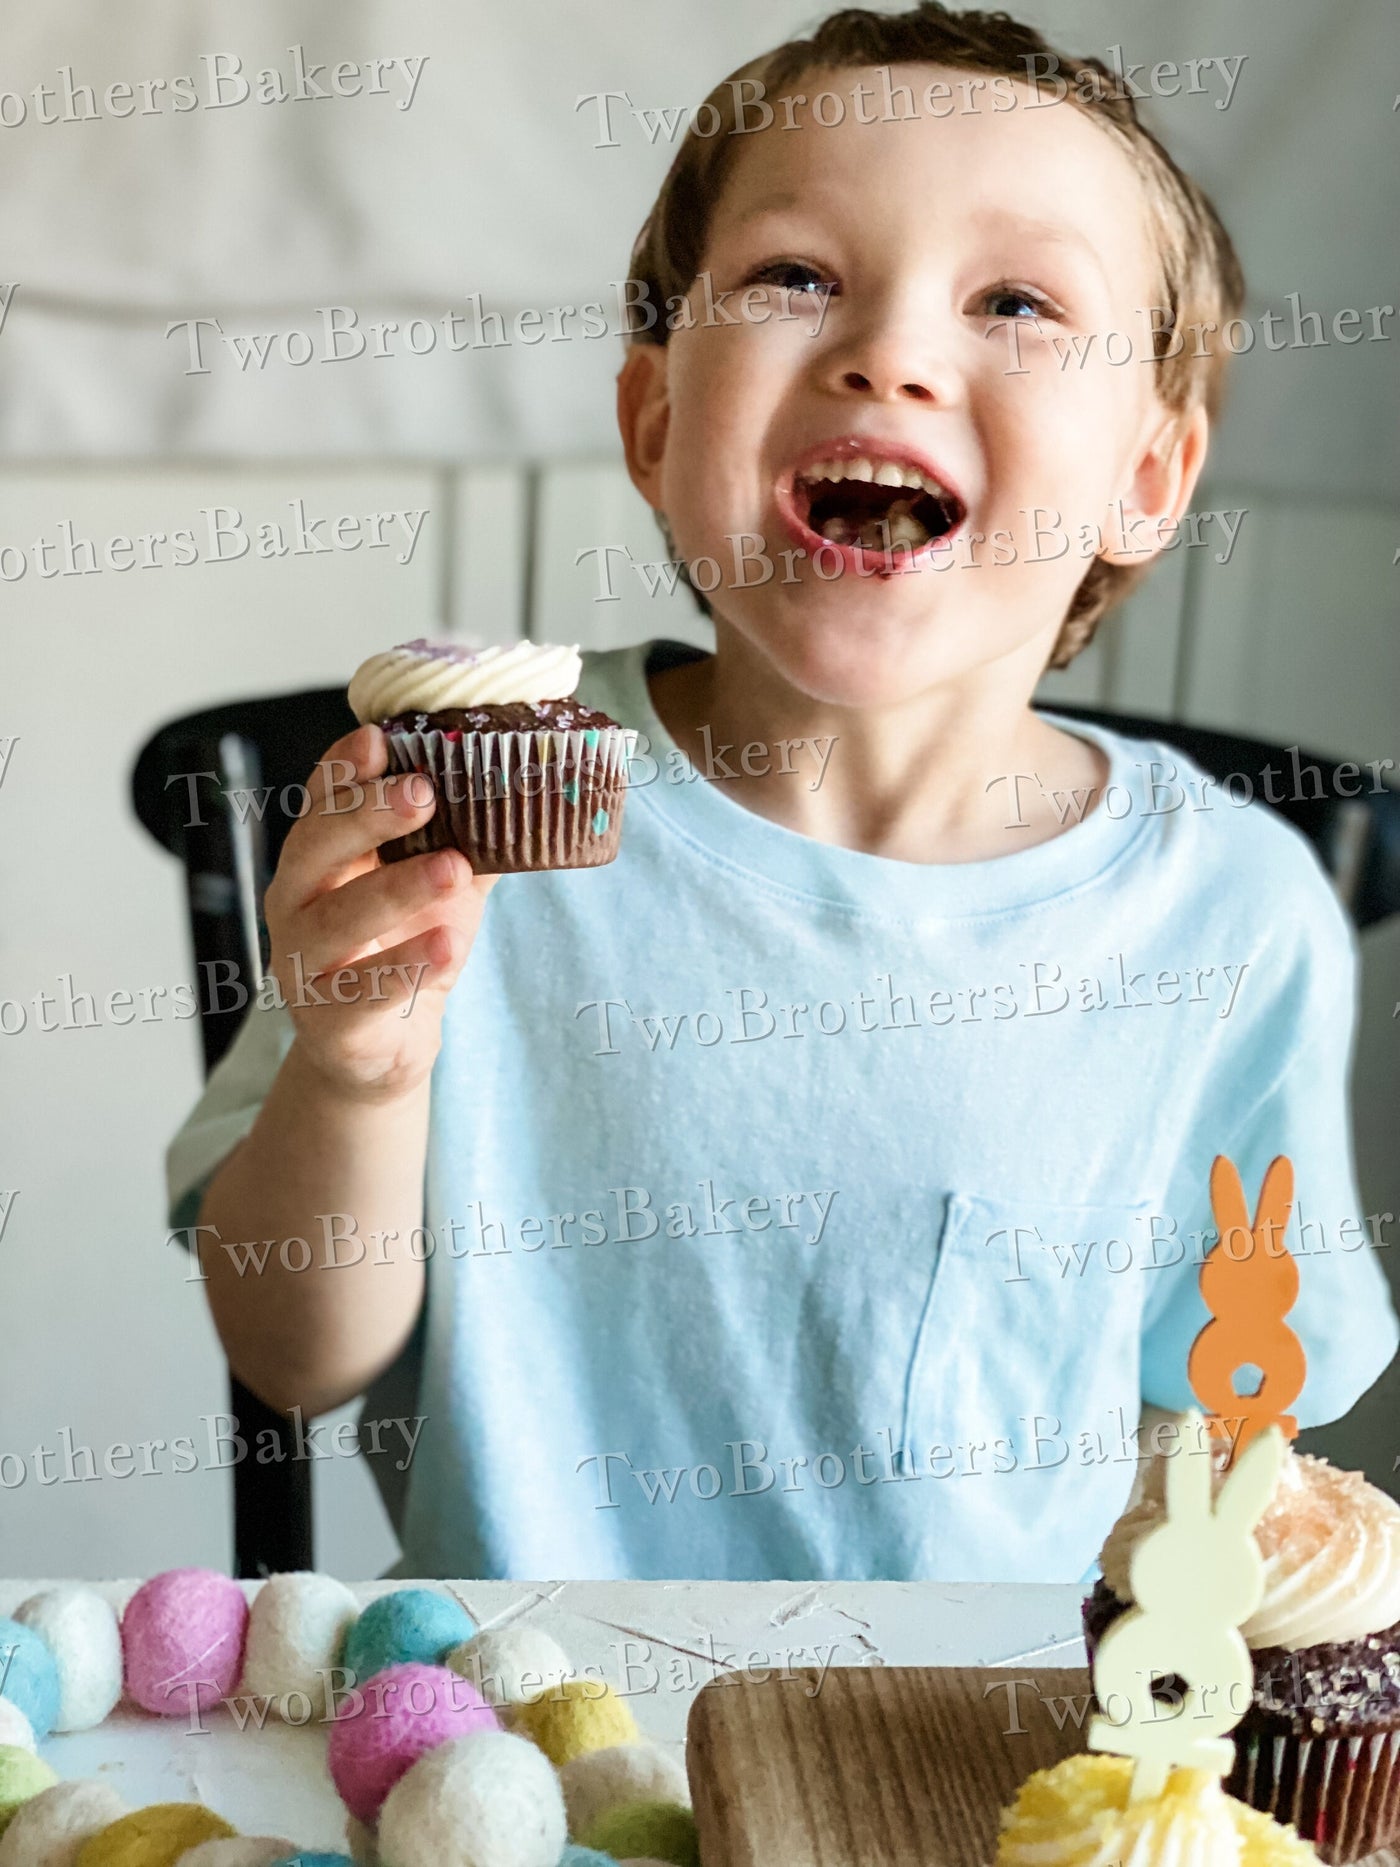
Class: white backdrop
0,0,1395,488
1,0,1396,1577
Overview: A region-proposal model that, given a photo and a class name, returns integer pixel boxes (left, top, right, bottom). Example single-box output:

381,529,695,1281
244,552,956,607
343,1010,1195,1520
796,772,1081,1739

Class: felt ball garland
0,1704,35,1759
339,1591,474,1684
121,1572,248,1720
13,1588,122,1733
326,1664,499,1826
0,1572,698,1867
509,1683,639,1769
0,1751,58,1838
0,1777,128,1863
0,1625,61,1742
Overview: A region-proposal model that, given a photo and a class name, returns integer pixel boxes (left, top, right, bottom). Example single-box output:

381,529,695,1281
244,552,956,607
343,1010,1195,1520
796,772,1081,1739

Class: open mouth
792,454,966,555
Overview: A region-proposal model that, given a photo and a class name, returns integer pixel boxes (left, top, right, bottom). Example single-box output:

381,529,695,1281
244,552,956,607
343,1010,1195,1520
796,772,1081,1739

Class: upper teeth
799,456,950,500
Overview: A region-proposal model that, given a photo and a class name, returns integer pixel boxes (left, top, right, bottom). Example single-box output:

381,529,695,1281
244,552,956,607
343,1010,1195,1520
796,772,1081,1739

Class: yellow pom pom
510,1679,639,1766
0,1745,59,1834
75,1802,236,1865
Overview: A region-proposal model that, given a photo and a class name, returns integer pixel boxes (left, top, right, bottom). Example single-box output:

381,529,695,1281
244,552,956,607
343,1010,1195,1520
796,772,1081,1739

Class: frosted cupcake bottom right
1083,1441,1400,1863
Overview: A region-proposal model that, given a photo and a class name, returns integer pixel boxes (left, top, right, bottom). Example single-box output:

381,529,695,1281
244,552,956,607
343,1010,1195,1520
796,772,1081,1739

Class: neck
648,623,1109,863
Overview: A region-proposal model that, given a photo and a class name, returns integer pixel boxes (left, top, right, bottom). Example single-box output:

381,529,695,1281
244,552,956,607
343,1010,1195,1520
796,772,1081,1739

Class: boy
168,3,1397,1580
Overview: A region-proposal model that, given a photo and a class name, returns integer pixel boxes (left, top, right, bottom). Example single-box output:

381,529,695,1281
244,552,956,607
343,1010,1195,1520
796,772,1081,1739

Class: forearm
196,1039,429,1417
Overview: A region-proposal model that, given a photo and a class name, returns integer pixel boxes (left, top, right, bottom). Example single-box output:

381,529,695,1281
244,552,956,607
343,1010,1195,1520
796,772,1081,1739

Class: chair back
133,687,355,1576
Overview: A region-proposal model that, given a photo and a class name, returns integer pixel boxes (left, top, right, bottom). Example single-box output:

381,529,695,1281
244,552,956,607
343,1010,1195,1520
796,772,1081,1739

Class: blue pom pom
560,1850,620,1865
0,1618,61,1740
339,1589,475,1681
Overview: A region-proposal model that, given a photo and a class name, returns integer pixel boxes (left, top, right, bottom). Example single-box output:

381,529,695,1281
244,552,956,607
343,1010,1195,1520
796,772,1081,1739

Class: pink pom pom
122,1568,249,1717
327,1661,500,1825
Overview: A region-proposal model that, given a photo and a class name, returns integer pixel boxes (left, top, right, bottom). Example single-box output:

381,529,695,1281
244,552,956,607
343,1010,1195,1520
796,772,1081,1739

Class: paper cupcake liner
1083,1595,1400,1863
1232,1716,1400,1863
380,724,637,874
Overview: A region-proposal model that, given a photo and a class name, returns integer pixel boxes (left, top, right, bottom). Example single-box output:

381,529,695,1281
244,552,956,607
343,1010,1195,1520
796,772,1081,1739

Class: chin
725,589,987,710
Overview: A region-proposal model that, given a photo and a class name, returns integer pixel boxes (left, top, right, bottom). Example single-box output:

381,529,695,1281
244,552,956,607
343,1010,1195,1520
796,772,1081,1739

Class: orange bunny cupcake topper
1187,1154,1306,1466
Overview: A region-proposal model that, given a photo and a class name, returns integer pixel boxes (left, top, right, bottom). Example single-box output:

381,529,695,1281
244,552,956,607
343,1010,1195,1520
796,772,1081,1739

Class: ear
1214,1424,1282,1533
616,343,671,513
1100,401,1209,567
1162,1413,1213,1522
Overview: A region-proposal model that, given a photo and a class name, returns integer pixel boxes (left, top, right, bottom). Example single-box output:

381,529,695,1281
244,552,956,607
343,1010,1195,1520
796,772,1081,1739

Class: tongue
820,498,928,550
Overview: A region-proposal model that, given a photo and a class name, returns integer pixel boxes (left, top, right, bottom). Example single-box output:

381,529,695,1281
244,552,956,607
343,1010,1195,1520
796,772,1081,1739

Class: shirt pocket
900,1191,1156,1479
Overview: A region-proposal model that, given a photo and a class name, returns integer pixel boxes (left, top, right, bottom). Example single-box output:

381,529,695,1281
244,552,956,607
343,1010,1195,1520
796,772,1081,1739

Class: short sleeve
165,998,297,1234
1140,921,1399,1426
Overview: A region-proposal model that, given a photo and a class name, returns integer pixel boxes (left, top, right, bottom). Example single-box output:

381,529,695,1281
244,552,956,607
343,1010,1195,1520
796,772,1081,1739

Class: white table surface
0,1579,1088,1854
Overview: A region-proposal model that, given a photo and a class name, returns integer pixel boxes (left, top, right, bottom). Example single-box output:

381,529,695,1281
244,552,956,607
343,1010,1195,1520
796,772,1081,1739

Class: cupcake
348,639,635,874
1084,1440,1400,1861
995,1753,1320,1867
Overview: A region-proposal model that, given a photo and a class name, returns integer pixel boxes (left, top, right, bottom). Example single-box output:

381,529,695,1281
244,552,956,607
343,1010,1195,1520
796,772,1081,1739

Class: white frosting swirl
348,639,582,721
1100,1440,1400,1651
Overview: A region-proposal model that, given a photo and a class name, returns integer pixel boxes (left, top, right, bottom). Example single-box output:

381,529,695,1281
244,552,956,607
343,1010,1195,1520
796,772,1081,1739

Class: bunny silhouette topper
1186,1154,1305,1466
1087,1416,1284,1801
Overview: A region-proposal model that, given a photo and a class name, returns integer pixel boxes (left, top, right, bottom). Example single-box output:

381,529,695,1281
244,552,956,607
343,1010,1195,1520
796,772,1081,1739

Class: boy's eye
981,283,1058,321
747,259,840,298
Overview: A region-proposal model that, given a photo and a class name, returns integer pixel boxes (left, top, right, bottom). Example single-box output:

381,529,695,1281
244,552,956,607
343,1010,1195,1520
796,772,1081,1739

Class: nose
820,309,962,406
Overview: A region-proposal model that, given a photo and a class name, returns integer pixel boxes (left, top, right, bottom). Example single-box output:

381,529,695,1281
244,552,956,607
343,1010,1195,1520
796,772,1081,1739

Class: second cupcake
1083,1436,1400,1863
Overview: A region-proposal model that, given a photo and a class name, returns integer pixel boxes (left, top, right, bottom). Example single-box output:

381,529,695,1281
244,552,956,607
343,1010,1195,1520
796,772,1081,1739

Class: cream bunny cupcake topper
1089,1152,1307,1803
1087,1414,1282,1801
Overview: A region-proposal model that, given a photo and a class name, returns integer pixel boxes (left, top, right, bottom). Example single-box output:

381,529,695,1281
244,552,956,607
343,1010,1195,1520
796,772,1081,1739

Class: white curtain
0,0,1393,488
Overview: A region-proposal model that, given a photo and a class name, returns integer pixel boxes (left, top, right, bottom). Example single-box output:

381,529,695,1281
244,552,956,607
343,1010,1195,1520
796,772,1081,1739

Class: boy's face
620,63,1206,708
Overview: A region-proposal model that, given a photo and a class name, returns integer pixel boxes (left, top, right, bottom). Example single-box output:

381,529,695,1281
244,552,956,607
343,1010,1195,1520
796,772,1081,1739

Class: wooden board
686,1666,1400,1867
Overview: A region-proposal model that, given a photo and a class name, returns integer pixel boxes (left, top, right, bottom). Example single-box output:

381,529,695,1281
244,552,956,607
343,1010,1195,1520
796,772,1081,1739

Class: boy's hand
262,722,495,1101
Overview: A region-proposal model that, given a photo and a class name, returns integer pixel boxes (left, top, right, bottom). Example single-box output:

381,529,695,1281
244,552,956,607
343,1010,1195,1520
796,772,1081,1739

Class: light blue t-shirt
166,638,1398,1582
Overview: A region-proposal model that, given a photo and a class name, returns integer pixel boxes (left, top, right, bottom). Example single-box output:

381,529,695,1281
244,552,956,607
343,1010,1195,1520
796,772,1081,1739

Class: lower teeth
819,515,930,549
816,493,932,550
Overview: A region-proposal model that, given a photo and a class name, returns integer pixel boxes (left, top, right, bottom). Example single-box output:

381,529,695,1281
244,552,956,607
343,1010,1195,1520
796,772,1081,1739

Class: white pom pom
0,1779,127,1865
239,1571,359,1721
345,1813,380,1865
377,1730,566,1867
559,1742,690,1838
13,1586,122,1732
445,1627,571,1711
0,1701,35,1756
176,1843,296,1867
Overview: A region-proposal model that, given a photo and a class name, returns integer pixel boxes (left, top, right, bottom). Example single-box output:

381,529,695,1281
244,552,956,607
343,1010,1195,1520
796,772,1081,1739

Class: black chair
131,672,1400,1576
133,687,355,1578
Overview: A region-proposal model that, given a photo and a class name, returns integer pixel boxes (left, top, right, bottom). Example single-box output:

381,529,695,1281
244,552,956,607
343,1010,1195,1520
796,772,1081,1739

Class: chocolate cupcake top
348,638,582,723
1101,1438,1400,1651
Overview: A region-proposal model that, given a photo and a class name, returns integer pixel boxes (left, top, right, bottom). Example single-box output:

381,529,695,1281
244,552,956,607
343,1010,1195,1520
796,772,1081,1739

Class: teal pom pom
0,1620,61,1740
269,1855,356,1866
340,1590,474,1681
560,1850,619,1865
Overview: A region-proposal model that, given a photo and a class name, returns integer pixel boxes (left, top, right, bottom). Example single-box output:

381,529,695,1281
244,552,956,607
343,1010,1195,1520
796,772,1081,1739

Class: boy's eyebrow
730,197,1115,288
975,211,1112,287
733,191,803,221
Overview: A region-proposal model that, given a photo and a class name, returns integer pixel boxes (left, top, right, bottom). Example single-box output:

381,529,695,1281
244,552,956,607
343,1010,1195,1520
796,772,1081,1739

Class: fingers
270,724,439,909
283,923,475,1028
291,846,477,977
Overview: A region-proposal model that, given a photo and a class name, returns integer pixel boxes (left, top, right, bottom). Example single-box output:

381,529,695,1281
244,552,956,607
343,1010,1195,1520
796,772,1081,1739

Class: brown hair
625,2,1245,667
